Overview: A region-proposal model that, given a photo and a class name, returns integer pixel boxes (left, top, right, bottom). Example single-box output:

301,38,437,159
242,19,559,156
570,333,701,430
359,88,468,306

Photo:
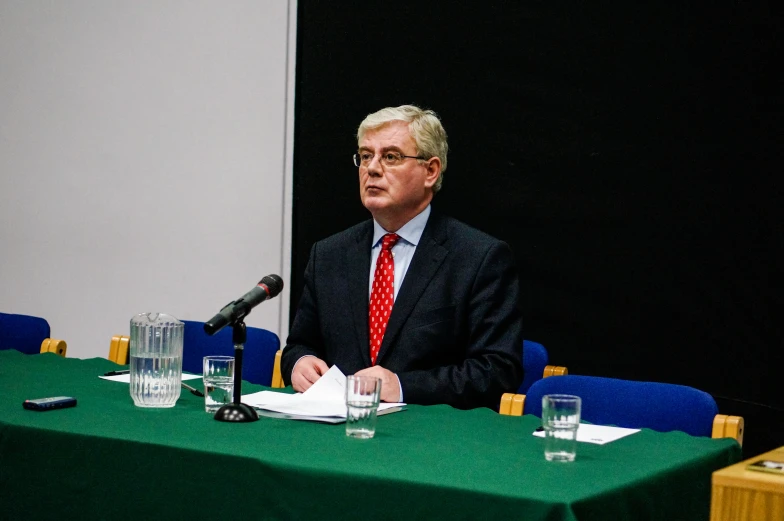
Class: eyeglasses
353,151,427,168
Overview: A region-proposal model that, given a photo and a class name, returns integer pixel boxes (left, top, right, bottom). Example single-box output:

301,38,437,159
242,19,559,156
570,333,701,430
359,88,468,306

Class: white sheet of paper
533,423,640,445
99,373,202,383
242,365,405,419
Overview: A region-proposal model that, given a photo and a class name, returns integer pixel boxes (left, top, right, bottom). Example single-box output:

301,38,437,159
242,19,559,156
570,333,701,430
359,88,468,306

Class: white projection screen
0,1,297,358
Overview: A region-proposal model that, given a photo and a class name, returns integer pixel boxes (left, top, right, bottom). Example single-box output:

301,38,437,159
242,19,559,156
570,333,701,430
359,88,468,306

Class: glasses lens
384,152,403,166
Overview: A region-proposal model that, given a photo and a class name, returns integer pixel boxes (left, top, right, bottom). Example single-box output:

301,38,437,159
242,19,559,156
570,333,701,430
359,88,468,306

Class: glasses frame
353,152,428,168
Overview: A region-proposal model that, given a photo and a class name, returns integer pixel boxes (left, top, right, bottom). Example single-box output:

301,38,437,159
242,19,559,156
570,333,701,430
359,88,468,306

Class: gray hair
357,105,448,192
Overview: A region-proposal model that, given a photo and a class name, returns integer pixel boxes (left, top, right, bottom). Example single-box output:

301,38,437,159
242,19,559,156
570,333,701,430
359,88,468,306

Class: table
711,446,784,520
0,350,741,521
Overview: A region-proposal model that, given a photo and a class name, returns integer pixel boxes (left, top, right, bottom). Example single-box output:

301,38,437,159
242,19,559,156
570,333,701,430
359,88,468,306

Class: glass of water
345,375,381,439
203,356,235,413
542,394,581,462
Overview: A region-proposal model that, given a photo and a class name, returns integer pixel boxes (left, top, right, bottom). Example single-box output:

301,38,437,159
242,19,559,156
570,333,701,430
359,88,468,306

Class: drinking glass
345,375,381,439
542,394,581,462
203,356,235,413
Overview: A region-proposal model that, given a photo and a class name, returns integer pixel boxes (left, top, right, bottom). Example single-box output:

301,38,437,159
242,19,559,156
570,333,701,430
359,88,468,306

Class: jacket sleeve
281,243,325,385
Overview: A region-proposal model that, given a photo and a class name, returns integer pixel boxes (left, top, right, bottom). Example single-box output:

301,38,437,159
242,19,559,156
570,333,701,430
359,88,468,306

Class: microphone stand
213,320,259,423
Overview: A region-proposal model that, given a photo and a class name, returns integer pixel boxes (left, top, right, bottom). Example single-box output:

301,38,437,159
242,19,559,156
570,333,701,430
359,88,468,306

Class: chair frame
108,335,130,365
499,391,744,446
271,350,284,388
40,338,67,357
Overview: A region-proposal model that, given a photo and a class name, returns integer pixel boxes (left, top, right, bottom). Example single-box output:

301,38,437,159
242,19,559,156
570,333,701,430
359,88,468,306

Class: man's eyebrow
358,145,404,153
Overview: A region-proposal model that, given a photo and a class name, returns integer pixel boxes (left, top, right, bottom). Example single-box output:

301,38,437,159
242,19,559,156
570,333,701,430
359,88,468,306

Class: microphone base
213,403,259,423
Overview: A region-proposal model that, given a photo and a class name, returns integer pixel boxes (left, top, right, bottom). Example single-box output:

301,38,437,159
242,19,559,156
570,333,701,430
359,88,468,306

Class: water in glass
544,421,579,462
204,376,234,413
346,401,378,439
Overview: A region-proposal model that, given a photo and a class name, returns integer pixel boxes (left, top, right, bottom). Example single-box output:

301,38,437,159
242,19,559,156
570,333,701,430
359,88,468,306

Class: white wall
0,1,296,358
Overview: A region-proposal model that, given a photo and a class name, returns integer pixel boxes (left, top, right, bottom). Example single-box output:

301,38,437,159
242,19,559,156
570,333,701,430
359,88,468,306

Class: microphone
204,275,283,335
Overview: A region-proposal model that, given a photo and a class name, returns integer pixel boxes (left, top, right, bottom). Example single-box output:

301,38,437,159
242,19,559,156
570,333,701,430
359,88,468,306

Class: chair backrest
519,340,549,393
525,374,719,437
0,312,51,355
181,320,280,386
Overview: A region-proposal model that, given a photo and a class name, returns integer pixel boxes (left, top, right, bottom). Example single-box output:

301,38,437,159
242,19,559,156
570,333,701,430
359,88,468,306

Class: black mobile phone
23,396,77,411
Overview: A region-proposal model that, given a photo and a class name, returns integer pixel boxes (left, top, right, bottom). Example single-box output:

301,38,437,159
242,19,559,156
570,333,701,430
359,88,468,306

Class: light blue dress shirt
369,205,431,301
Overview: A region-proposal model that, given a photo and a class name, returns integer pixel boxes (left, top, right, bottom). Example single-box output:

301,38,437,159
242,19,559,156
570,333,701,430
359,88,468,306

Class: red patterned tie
369,233,400,365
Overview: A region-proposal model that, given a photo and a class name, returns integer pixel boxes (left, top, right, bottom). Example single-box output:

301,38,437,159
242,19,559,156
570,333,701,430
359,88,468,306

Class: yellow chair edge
712,414,744,446
499,393,526,416
40,338,67,357
543,365,569,378
271,349,284,388
108,335,130,365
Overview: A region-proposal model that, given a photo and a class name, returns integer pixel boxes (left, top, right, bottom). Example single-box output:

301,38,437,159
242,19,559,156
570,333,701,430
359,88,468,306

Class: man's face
357,120,440,229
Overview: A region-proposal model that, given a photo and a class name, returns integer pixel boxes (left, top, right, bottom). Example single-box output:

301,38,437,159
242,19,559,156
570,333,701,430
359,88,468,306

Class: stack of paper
242,365,405,423
533,423,640,445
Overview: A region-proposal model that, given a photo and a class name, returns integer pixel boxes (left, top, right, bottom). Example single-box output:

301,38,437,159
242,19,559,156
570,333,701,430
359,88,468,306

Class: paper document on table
533,423,640,445
242,365,405,423
99,373,202,383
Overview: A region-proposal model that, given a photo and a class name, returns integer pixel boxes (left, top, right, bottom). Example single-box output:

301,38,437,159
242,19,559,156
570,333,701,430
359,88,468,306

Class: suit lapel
377,213,449,364
346,221,374,367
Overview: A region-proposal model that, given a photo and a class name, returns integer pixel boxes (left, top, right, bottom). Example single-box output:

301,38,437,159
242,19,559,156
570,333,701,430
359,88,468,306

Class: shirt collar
372,205,431,248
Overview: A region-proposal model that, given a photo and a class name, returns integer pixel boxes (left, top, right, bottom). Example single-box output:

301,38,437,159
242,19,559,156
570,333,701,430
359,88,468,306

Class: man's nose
367,155,383,176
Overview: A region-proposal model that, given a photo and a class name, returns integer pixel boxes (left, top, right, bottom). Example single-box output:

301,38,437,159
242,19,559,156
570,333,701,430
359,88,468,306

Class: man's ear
423,157,442,189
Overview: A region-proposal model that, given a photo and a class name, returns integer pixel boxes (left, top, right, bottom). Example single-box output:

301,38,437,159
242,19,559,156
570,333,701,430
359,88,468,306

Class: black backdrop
291,1,783,457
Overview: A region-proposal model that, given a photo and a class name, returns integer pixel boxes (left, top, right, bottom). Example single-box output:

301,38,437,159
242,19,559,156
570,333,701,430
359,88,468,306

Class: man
282,105,523,410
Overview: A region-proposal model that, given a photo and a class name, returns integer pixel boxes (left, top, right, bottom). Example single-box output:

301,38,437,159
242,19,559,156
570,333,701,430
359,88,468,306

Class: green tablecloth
0,350,740,521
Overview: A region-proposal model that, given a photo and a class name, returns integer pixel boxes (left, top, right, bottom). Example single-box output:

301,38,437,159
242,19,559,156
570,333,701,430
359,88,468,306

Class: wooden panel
711,446,784,521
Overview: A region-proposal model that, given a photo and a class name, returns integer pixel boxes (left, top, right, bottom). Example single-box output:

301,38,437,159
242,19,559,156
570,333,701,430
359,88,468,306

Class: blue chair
519,340,568,394
499,374,744,444
0,312,66,356
181,320,280,386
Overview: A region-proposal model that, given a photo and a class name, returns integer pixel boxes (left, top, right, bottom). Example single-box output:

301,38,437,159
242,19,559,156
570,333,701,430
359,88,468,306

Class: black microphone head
259,274,284,298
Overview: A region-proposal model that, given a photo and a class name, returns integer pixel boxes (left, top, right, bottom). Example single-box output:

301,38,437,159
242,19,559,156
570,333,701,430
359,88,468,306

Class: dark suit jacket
282,212,523,410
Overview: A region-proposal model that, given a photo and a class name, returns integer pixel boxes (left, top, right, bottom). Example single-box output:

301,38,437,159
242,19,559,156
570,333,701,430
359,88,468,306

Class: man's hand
354,365,401,403
291,356,329,393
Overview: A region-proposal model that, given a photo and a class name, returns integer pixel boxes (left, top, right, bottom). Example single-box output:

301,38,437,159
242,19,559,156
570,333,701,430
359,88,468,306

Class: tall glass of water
129,313,184,408
542,394,581,462
345,375,381,439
